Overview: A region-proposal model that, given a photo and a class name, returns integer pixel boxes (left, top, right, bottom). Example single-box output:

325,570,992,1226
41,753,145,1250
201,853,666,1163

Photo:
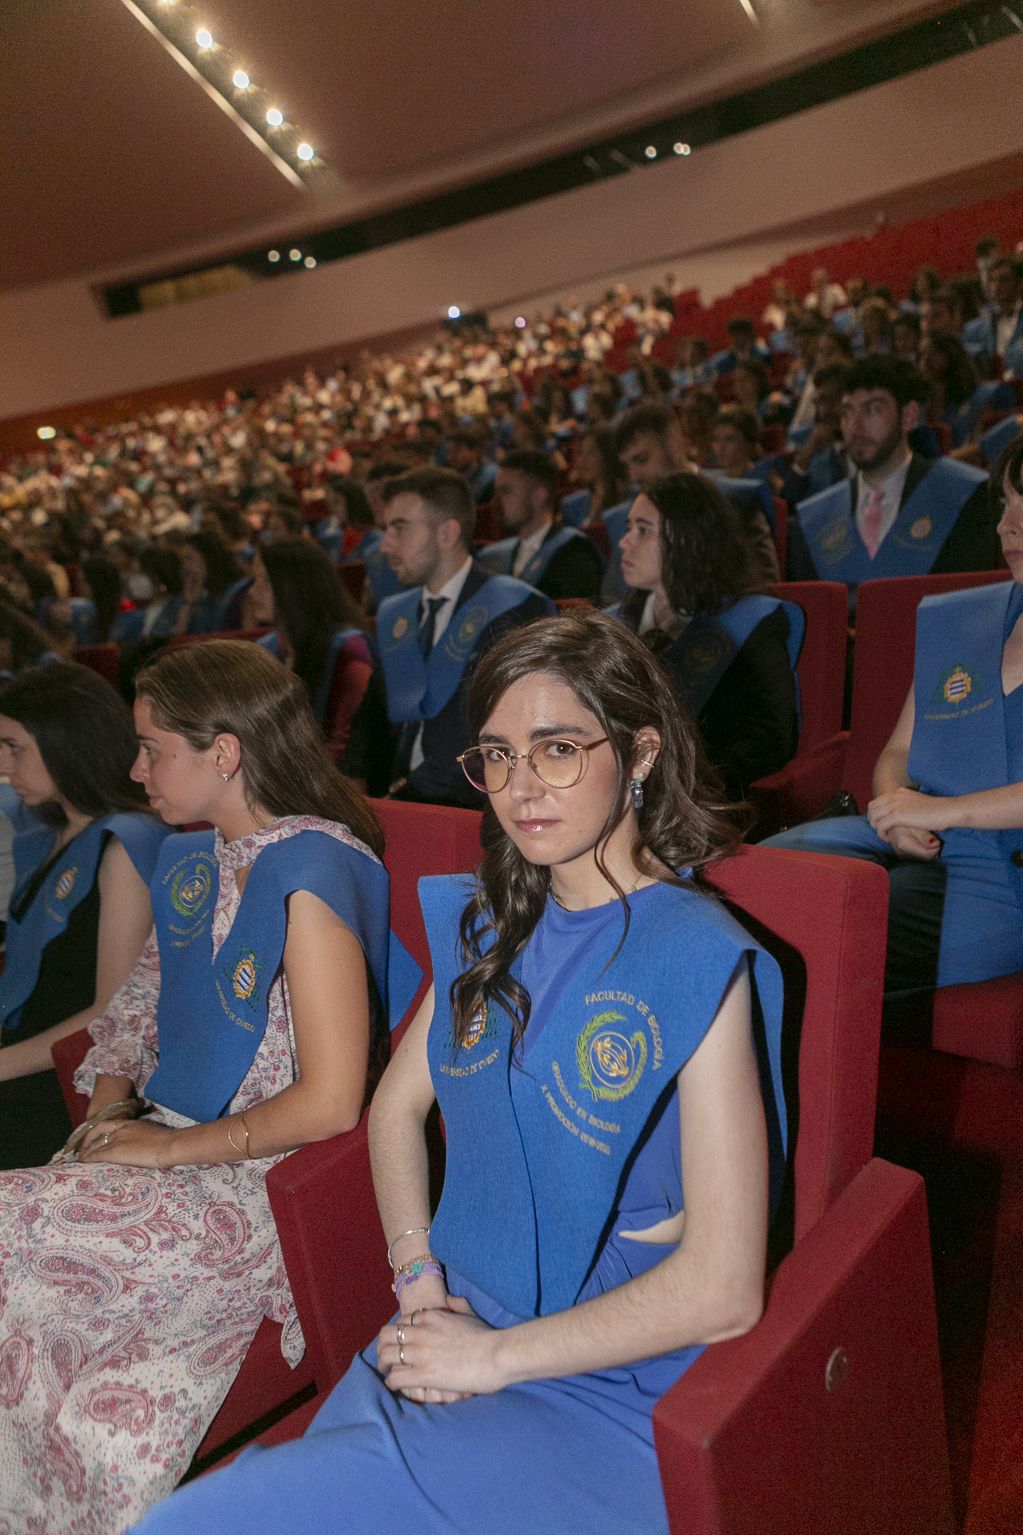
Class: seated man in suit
786,356,996,609
481,451,604,601
777,362,853,507
962,256,1023,373
373,467,552,808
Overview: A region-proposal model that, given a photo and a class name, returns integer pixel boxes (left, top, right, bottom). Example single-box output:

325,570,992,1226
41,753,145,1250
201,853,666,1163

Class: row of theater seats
52,799,954,1534
69,567,1023,1071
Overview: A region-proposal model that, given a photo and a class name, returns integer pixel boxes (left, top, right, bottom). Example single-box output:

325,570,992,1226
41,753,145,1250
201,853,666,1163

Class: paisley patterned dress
0,816,371,1535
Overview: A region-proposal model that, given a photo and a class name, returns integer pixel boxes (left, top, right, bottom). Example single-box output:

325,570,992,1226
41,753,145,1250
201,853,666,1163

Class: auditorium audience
485,452,603,601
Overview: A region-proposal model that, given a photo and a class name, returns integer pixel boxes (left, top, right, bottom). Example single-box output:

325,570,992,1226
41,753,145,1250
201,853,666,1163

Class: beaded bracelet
392,1255,444,1298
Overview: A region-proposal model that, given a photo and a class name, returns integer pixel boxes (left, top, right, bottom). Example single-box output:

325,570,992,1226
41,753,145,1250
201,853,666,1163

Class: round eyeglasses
457,737,610,794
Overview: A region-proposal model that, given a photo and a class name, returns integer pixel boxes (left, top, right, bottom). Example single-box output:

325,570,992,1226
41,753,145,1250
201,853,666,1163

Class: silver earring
220,771,230,782
629,777,644,811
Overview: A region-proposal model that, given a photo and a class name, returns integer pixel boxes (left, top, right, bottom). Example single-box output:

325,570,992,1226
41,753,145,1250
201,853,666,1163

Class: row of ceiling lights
190,24,316,162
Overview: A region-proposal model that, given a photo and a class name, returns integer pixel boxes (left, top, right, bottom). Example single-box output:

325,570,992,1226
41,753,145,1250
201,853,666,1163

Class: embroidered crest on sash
231,949,260,1003
686,633,729,672
171,859,214,919
391,615,409,641
53,867,77,901
463,1000,491,1048
910,515,933,541
451,604,487,653
576,1010,647,1102
932,664,977,707
819,519,850,553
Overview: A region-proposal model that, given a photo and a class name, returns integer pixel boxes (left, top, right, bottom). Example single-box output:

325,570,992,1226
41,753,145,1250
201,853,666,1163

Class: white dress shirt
511,522,551,579
854,453,913,549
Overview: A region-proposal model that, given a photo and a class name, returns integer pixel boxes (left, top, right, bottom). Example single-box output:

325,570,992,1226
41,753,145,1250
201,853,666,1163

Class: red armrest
653,1159,953,1535
748,732,849,836
266,1113,394,1389
51,1026,92,1126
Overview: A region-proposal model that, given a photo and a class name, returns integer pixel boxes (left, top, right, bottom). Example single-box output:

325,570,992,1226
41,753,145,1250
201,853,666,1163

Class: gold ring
398,1341,407,1366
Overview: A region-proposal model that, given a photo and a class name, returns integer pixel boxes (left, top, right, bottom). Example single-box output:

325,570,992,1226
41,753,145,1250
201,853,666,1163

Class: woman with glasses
135,609,785,1535
616,472,802,803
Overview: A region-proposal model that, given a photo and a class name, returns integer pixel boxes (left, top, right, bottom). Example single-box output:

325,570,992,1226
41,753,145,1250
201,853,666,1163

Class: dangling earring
629,777,645,811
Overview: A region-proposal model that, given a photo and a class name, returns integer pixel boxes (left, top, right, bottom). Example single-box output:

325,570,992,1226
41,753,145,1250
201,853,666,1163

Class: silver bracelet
386,1226,430,1269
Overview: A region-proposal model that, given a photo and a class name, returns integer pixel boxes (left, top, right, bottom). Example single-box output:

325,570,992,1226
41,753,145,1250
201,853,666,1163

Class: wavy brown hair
622,472,758,631
135,639,383,857
451,610,738,1047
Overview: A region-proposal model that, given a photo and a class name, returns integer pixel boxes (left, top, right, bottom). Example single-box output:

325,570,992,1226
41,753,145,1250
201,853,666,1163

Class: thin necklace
550,872,647,912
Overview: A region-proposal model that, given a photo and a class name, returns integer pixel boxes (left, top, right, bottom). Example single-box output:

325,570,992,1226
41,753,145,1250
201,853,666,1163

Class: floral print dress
0,816,371,1535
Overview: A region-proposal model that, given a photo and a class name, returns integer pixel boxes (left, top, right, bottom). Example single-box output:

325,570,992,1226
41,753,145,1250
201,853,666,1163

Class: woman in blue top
616,473,801,802
133,609,785,1535
0,663,167,1167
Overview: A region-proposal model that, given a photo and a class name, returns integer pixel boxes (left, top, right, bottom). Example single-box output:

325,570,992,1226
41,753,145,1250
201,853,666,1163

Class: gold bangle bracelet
239,1111,253,1158
226,1119,246,1157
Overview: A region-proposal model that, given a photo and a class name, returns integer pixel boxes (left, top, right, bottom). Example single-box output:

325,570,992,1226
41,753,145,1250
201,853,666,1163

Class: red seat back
73,643,118,685
707,845,888,1241
844,570,1009,808
769,581,848,751
371,800,483,1035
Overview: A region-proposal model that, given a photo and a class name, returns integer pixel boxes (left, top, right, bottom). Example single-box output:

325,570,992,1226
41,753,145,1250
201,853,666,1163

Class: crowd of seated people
0,236,1019,833
1,223,1022,1532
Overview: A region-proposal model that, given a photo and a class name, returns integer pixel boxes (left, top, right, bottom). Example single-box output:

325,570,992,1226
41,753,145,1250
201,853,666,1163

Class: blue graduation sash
908,581,1023,908
377,576,542,725
145,827,421,1122
981,413,1020,468
659,596,804,720
422,875,785,1319
0,812,169,1033
559,489,591,528
258,627,369,723
477,525,585,584
709,472,777,534
796,458,987,585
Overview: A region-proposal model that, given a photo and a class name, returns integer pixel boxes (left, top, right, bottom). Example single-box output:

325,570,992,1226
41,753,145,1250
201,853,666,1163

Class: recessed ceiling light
447,305,462,320
674,142,692,156
644,145,657,159
514,316,526,328
266,107,284,128
267,249,280,262
304,256,317,269
195,26,213,49
232,69,250,90
289,248,302,262
296,143,314,162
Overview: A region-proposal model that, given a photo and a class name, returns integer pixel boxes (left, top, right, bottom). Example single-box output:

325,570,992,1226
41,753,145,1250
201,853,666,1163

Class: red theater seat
73,643,119,685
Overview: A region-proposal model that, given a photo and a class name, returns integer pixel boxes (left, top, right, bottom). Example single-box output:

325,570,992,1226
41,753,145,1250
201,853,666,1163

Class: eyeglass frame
456,736,611,794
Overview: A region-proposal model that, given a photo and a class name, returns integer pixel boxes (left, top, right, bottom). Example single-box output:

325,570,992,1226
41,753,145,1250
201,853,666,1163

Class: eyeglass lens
461,740,588,793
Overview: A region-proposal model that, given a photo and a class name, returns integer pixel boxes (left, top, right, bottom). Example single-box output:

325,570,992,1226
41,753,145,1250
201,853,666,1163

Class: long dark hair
261,539,366,703
82,554,122,643
0,591,59,672
451,611,737,1046
0,662,148,825
580,425,630,511
135,640,383,856
186,530,241,598
622,472,757,630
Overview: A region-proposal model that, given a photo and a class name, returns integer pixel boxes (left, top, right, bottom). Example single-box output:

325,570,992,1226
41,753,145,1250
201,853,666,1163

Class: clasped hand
867,786,947,859
74,1119,177,1167
376,1296,503,1404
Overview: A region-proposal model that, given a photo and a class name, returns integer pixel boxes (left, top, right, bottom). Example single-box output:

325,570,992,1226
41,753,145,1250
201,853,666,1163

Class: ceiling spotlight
304,256,317,269
514,316,526,328
644,145,657,159
232,69,250,90
673,142,692,156
447,305,461,320
195,26,213,49
266,107,284,128
36,426,56,440
267,249,280,263
296,143,315,162
289,248,302,262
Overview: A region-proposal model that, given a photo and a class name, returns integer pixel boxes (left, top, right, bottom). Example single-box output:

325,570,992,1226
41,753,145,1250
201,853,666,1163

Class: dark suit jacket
484,523,604,602
344,560,551,808
785,454,1000,583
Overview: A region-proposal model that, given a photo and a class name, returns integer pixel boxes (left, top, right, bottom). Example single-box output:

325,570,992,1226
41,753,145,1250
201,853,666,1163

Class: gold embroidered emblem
819,520,848,552
171,861,213,918
910,515,933,541
391,616,409,641
231,951,259,1002
54,867,77,901
576,1011,647,1102
942,666,973,705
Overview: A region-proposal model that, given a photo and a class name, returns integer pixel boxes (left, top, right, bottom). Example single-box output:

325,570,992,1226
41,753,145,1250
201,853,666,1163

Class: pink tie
861,487,884,559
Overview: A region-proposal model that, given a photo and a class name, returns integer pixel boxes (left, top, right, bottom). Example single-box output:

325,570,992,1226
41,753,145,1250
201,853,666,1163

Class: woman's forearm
872,744,912,797
0,1008,97,1083
935,781,1023,831
160,1073,363,1167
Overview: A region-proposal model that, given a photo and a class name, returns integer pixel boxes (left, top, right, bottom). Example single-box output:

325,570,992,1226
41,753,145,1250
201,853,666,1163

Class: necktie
861,487,884,559
419,596,447,657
